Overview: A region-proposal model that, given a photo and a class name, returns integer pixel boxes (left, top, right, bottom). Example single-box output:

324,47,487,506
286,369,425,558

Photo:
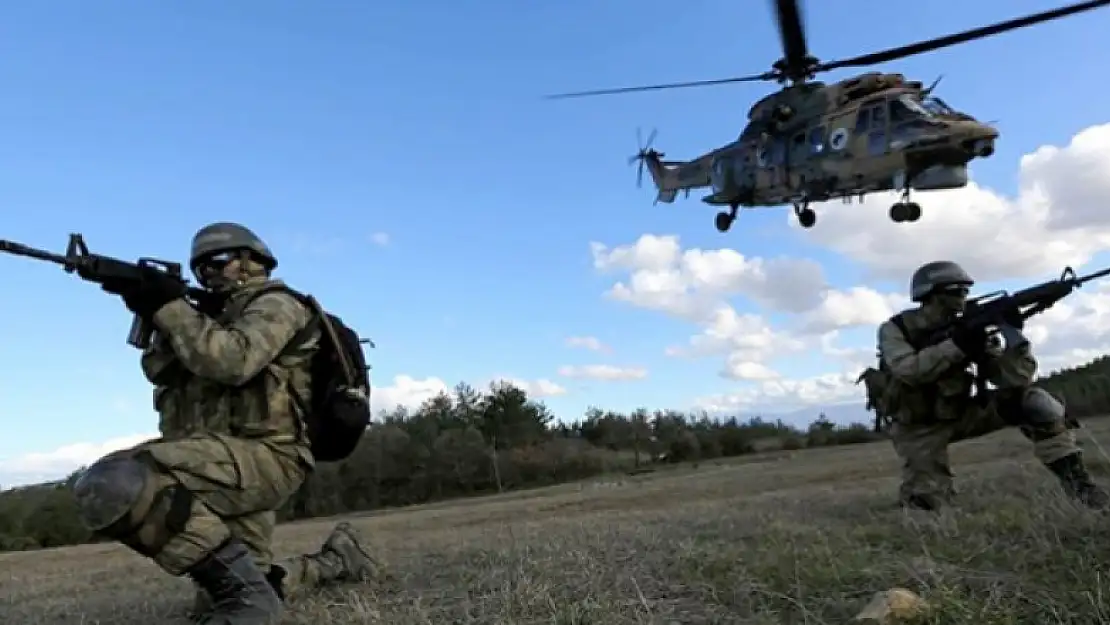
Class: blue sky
2,0,1110,485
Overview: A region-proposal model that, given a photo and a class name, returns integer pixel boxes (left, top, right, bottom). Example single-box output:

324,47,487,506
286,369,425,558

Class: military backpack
243,285,373,462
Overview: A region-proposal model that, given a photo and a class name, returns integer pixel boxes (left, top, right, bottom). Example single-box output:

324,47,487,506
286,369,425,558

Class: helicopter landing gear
794,202,816,228
889,190,922,223
715,204,739,233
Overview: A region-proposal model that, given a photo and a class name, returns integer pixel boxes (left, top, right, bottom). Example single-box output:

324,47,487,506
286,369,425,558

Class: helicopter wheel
715,211,734,233
889,202,922,223
795,206,817,229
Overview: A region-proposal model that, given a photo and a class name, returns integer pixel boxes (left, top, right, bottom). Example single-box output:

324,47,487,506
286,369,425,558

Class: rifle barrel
0,240,69,265
1079,266,1110,284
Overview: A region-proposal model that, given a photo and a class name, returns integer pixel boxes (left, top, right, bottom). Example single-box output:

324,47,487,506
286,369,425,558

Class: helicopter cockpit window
897,94,934,118
922,96,955,116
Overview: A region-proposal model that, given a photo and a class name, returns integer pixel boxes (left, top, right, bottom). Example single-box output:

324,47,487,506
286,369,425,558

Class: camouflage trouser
890,390,1079,507
94,434,308,576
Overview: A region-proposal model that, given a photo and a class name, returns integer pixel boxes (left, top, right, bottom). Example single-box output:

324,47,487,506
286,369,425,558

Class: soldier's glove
950,323,988,359
103,271,187,318
192,290,228,317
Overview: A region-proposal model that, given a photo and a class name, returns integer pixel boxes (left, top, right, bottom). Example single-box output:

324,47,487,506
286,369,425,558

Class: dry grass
7,422,1110,624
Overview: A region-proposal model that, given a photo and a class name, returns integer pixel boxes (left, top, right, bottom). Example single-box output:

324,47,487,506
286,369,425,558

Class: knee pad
1022,387,1065,424
72,456,152,532
72,454,195,557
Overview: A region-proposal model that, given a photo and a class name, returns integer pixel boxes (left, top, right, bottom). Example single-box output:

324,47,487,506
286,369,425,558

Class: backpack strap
889,313,923,350
879,312,920,373
238,284,359,389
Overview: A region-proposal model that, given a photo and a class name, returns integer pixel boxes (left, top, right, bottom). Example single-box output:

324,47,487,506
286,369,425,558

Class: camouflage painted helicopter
547,0,1110,233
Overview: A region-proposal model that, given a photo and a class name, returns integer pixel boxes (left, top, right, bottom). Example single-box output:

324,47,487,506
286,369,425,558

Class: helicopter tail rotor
628,127,664,188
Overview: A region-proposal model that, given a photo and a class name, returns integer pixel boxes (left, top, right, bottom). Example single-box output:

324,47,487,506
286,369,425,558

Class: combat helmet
189,222,277,278
909,261,973,302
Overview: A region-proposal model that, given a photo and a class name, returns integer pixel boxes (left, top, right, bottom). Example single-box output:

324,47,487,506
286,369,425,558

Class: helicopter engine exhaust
909,165,968,191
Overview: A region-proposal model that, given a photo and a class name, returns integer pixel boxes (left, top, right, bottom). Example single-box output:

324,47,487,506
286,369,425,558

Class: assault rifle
923,265,1110,351
0,233,209,350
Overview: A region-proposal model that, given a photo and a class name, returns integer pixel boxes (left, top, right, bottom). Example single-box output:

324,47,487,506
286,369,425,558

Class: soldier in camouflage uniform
877,260,1109,512
71,223,386,625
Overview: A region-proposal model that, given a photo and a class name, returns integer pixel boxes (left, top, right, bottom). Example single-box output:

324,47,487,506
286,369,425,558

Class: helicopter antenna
922,75,944,97
545,0,1110,99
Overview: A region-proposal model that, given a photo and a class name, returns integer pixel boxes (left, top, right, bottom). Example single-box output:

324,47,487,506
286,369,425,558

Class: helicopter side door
755,135,788,201
786,129,810,191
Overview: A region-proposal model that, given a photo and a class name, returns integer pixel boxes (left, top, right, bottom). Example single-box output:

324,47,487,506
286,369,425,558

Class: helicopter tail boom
642,154,709,204
636,151,678,203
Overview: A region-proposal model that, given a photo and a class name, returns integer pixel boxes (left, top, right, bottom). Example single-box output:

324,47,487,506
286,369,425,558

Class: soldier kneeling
876,260,1108,512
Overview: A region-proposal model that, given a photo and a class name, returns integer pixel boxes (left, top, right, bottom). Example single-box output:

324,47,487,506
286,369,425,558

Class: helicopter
547,0,1110,233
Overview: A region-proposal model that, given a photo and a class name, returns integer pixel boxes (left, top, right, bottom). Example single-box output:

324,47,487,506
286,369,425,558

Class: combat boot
309,521,384,583
1047,452,1110,510
186,538,283,625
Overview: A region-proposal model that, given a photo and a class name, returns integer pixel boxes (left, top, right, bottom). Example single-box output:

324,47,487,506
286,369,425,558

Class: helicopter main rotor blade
816,0,1110,73
772,0,810,76
544,73,772,99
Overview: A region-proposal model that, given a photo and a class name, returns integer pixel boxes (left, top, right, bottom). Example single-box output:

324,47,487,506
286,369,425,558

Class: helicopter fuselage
642,73,998,230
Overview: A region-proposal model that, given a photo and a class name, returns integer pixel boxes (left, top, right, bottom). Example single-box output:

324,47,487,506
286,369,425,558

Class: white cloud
666,304,804,361
373,374,450,414
1023,281,1110,373
557,364,648,381
801,287,908,335
489,377,568,397
588,229,921,386
694,371,864,414
820,332,877,372
564,336,610,353
591,234,827,317
369,232,390,247
721,359,779,381
0,432,156,489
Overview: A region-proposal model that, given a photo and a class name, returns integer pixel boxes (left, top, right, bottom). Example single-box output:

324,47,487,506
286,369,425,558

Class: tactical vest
153,279,317,453
880,307,975,424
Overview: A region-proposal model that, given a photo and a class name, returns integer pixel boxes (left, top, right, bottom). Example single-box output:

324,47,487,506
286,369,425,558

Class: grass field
7,422,1110,624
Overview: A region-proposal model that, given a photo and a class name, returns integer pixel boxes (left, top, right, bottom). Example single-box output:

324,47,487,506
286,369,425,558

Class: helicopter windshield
922,96,956,116
896,94,934,118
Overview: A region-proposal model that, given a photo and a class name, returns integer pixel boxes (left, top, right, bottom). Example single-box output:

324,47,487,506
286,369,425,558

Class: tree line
4,355,1110,552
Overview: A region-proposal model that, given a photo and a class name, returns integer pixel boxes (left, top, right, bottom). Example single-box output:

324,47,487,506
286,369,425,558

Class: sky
2,0,1110,487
